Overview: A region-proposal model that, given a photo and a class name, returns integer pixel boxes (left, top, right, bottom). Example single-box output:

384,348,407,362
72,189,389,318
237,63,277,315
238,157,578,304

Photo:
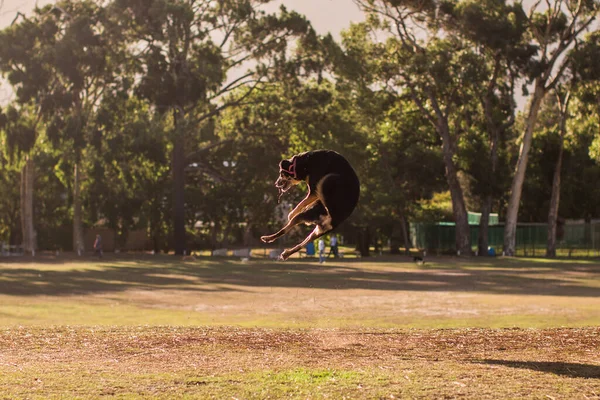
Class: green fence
410,222,600,257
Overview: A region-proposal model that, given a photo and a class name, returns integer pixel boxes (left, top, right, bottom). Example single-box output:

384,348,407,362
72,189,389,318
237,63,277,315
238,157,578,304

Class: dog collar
281,158,297,179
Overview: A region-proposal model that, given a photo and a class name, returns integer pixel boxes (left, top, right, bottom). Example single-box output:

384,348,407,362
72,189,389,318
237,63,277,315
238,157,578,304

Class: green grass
0,254,599,328
0,326,599,399
0,254,599,398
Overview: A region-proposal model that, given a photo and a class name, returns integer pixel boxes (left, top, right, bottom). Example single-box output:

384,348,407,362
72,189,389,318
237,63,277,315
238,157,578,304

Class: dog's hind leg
260,215,304,244
261,201,328,244
260,201,324,243
279,220,332,261
278,206,333,261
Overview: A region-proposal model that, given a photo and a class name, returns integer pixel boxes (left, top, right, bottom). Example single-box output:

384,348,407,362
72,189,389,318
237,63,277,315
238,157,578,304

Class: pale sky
0,0,545,110
0,0,542,109
0,0,364,32
0,0,364,103
0,0,53,27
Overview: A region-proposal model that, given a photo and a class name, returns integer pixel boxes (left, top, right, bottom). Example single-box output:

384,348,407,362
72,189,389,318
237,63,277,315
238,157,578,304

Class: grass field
0,253,599,398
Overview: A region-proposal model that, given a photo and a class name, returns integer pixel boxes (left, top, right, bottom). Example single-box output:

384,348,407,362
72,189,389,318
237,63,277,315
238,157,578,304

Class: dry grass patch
0,326,599,399
0,255,599,397
0,255,599,328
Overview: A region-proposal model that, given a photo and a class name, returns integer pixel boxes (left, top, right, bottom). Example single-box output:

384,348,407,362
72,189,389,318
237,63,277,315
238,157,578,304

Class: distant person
93,234,103,258
329,234,339,258
318,239,326,264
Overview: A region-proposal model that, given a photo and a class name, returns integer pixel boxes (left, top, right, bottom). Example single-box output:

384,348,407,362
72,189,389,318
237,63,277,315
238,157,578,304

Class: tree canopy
1,0,599,257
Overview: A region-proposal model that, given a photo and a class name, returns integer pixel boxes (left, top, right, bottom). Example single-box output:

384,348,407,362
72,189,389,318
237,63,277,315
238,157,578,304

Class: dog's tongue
277,184,292,203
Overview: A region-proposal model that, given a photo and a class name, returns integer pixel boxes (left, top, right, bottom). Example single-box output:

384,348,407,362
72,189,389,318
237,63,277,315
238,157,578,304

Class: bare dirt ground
0,254,599,398
0,326,599,398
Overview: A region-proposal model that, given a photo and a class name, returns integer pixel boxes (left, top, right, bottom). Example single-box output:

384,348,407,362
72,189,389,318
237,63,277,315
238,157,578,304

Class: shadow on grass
482,359,600,379
0,253,599,297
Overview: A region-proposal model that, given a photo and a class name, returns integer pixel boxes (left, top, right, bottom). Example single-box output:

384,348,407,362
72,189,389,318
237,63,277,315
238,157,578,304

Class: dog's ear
279,157,297,178
279,159,290,171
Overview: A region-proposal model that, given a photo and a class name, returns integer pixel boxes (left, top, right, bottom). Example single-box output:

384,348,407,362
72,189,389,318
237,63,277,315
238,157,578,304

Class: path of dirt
0,326,599,398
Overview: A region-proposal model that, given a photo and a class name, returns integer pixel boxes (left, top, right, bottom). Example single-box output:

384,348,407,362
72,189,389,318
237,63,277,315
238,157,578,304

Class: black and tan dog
261,150,360,261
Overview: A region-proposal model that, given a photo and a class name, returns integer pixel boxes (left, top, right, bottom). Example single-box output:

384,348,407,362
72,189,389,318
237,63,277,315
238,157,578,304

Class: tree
570,30,600,161
503,0,600,255
546,87,571,257
0,108,24,246
111,0,315,254
0,105,38,254
0,165,21,246
352,0,493,254
515,90,600,239
0,0,123,253
320,22,446,253
90,95,170,251
438,0,532,256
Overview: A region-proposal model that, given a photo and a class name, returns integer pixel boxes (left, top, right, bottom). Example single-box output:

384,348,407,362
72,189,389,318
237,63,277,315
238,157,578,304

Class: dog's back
302,150,360,227
300,150,358,181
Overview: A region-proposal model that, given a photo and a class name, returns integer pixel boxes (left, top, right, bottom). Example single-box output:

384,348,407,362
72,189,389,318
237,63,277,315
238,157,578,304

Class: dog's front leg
287,194,318,221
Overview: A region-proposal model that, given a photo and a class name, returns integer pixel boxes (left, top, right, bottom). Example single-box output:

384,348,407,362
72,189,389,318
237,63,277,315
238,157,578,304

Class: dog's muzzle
275,175,294,202
276,175,294,192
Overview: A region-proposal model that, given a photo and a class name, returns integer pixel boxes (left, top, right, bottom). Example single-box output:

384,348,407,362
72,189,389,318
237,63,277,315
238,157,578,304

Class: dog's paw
260,235,275,243
278,250,292,261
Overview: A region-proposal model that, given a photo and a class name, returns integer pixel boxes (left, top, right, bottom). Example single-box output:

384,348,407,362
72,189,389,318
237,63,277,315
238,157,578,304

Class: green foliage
440,0,535,71
31,152,73,251
0,0,600,252
0,105,37,162
85,96,170,248
0,162,20,243
566,28,600,165
571,32,600,82
519,95,600,222
414,191,454,221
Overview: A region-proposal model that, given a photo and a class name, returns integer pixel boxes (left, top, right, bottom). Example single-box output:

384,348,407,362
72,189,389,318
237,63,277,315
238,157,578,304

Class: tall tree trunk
546,143,563,257
378,144,411,255
478,65,506,257
406,84,471,254
356,227,371,257
478,121,501,256
547,91,570,257
151,225,161,254
243,223,253,247
440,134,471,255
400,214,411,255
389,210,411,255
20,157,36,255
478,196,492,256
20,163,27,250
25,157,35,254
390,219,403,254
172,114,186,255
447,173,470,255
503,84,546,256
210,220,220,249
73,162,85,255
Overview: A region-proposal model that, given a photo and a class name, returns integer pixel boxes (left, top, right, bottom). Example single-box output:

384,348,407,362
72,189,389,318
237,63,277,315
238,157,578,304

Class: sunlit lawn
0,253,599,328
1,253,599,399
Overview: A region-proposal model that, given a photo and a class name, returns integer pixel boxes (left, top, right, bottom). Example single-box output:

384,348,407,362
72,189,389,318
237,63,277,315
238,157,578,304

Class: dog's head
275,156,301,194
274,154,311,201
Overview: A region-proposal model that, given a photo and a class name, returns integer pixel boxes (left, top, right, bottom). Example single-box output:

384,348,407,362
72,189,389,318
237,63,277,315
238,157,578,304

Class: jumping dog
261,150,360,261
